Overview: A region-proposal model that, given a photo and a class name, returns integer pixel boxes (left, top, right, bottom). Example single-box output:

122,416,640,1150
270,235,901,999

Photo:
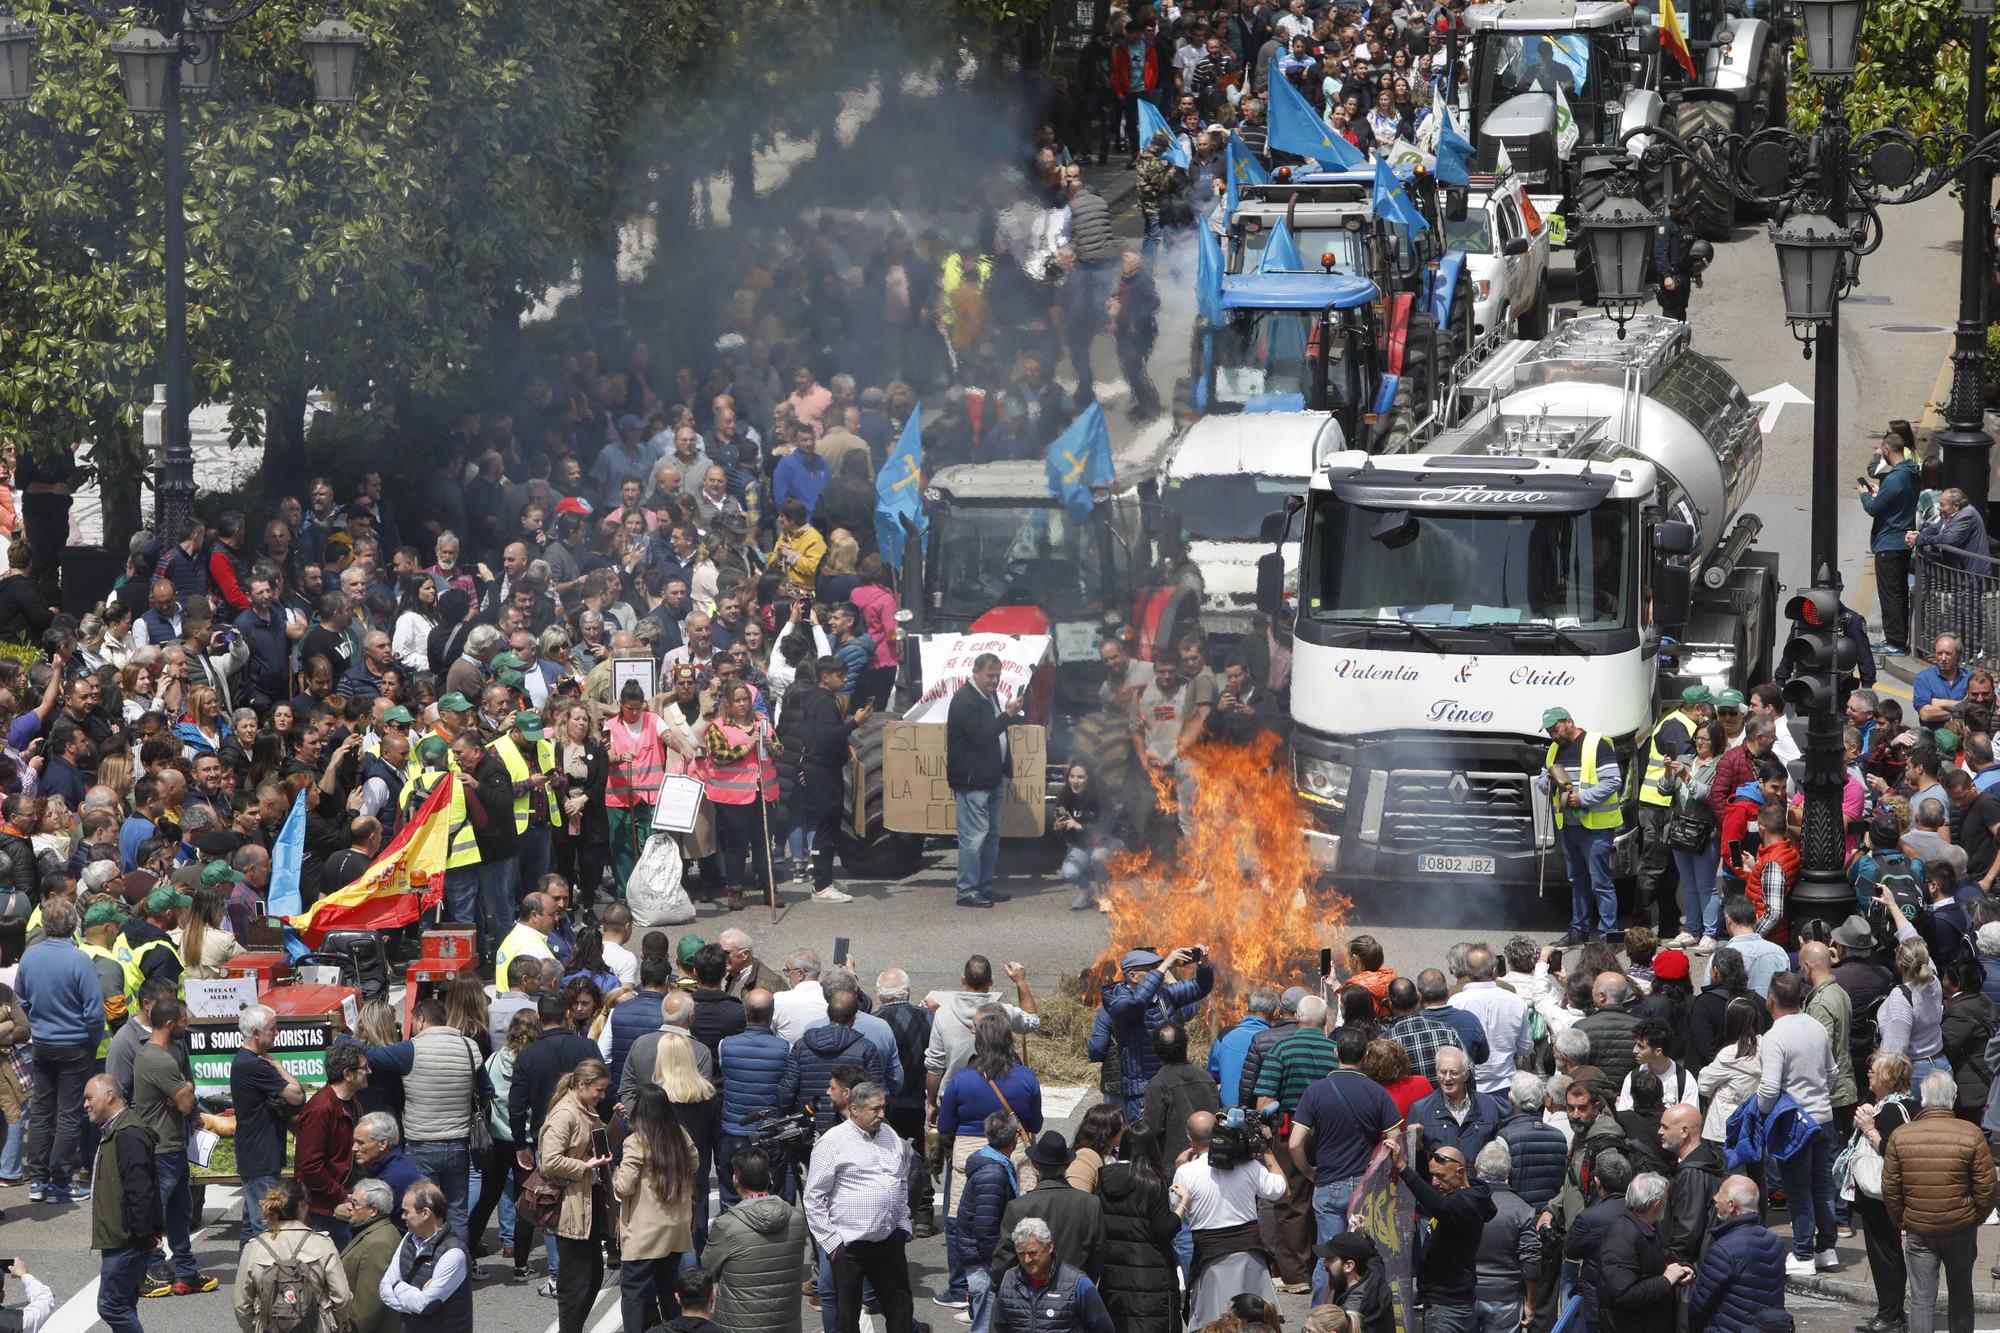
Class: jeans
555,1235,603,1333
1876,548,1912,649
516,825,552,904
155,1148,199,1280
620,1252,682,1333
1476,1298,1524,1333
1674,835,1721,939
954,785,1004,900
240,1173,279,1245
966,1265,995,1333
406,1139,472,1241
1911,1055,1952,1093
444,864,483,953
25,1039,93,1189
99,1245,150,1333
476,857,521,959
939,1218,968,1301
1907,1223,1977,1333
1060,841,1117,887
1773,1129,1837,1258
1310,1175,1359,1302
1426,1304,1479,1333
1,1113,22,1178
1560,825,1618,937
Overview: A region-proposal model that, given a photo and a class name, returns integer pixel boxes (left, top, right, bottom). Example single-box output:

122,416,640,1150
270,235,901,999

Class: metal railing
1913,545,2000,668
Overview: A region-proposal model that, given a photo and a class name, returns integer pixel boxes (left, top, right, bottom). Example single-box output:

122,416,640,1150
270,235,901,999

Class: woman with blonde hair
539,1057,616,1327
92,752,133,806
31,795,75,867
350,999,404,1120
650,1029,719,1247
1878,925,1947,1088
613,1084,699,1333
231,1177,352,1332
178,682,223,754
443,970,493,1056
179,884,242,979
815,530,860,602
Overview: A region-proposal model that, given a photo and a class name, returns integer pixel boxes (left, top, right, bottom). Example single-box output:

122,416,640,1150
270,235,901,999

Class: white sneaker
1691,937,1718,955
1666,932,1697,948
1986,1208,1999,1226
813,885,855,904
1815,1249,1840,1270
1784,1256,1815,1278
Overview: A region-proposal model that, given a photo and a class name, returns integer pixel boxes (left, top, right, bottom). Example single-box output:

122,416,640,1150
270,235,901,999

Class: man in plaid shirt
1381,977,1464,1082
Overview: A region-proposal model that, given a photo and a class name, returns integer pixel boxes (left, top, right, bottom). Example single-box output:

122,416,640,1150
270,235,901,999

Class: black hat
1868,811,1902,849
1024,1130,1073,1170
1314,1232,1379,1262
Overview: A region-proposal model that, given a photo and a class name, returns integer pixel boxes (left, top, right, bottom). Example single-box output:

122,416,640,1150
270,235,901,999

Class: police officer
1654,194,1700,320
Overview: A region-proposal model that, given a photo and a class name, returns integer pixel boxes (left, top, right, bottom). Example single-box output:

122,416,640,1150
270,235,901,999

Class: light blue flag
1267,71,1364,168
1373,157,1426,230
1224,132,1271,217
1259,218,1304,273
875,406,926,575
1045,401,1115,523
1137,99,1190,169
265,790,308,918
1436,120,1476,188
1197,217,1226,325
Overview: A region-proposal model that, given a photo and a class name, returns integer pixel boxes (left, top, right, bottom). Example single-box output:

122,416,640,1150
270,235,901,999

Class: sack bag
625,834,694,926
517,1168,564,1230
255,1230,329,1333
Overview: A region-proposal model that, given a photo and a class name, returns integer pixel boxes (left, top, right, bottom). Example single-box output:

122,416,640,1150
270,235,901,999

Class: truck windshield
1303,497,1631,630
1474,34,1607,139
1208,310,1354,415
1441,212,1496,254
1234,223,1368,274
929,503,1110,620
1164,475,1304,542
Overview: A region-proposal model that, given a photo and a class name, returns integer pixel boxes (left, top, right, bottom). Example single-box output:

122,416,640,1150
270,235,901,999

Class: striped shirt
1382,1014,1465,1082
1254,1026,1340,1112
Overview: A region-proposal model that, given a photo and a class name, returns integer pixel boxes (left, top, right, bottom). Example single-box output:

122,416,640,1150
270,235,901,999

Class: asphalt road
0,186,1974,1333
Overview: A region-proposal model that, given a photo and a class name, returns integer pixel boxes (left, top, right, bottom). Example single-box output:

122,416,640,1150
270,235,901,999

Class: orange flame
1091,730,1348,1020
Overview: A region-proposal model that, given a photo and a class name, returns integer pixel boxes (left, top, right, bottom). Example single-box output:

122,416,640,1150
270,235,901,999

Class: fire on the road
1087,730,1347,1018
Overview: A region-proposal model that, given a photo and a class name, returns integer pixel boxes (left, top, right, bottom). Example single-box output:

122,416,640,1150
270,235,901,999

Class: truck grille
1378,769,1535,854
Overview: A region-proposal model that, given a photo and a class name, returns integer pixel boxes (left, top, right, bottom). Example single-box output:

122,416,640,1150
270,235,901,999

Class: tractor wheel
1449,262,1477,362
1065,708,1136,823
1400,307,1440,425
838,715,924,879
1673,99,1738,238
1376,376,1418,455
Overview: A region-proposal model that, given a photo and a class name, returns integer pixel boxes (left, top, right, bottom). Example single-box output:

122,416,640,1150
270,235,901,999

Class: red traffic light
1784,588,1839,628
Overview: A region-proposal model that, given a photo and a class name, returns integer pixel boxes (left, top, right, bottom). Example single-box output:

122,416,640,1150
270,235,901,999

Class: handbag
1665,794,1715,853
463,1037,493,1154
516,1167,563,1229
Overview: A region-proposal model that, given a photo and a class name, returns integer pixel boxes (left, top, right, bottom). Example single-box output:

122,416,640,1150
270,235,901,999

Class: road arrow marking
1749,382,1813,433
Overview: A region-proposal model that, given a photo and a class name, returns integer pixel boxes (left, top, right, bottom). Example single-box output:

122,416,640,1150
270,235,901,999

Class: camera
748,1109,816,1159
1209,1104,1286,1171
1186,946,1207,964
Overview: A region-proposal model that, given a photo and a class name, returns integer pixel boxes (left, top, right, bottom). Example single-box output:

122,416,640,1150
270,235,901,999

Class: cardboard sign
184,976,258,1019
185,1015,334,1098
901,635,1051,724
880,720,1046,837
1345,1133,1420,1333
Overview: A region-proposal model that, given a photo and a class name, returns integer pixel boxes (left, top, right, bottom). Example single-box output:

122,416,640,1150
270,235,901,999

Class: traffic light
1780,587,1858,715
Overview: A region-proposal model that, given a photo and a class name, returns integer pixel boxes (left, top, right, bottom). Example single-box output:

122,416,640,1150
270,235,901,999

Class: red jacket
292,1084,356,1215
1708,745,1759,825
1719,795,1762,865
1111,41,1161,98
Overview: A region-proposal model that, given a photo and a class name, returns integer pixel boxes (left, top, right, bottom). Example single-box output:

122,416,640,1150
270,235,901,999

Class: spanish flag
1660,0,1699,80
287,775,455,945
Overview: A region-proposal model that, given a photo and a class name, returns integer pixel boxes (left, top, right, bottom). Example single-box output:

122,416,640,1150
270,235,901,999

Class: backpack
1870,854,1925,922
1855,983,1911,1056
254,1230,328,1333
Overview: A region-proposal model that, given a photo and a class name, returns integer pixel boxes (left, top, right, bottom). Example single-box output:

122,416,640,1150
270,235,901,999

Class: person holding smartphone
538,1056,618,1332
1856,421,1920,656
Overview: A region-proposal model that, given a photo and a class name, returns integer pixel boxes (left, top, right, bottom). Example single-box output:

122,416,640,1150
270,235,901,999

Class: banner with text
901,634,1051,724
880,721,1047,837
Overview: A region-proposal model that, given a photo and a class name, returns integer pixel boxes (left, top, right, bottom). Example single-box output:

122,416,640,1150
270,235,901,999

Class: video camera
747,1109,816,1160
1210,1104,1288,1172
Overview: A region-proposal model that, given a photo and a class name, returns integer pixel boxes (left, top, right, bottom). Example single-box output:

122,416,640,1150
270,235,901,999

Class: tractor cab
1232,162,1451,297
1201,271,1381,430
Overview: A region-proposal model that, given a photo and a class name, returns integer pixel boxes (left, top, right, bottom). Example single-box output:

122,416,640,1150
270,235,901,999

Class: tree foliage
1789,0,1993,135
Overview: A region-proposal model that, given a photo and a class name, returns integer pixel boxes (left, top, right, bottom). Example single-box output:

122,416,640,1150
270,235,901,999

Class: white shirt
773,978,830,1043
1452,981,1534,1095
1174,1153,1286,1231
603,938,639,989
1615,1060,1699,1111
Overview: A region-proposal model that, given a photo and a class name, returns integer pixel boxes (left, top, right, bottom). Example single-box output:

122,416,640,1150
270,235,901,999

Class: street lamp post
0,1,361,540
1939,0,1995,517
1577,0,2000,929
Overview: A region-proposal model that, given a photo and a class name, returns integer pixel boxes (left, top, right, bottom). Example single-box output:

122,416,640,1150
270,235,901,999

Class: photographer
1170,1108,1285,1326
0,1258,54,1333
1089,946,1216,1120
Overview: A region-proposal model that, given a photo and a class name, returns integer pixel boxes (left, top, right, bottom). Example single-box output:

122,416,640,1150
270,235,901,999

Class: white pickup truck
1444,174,1552,343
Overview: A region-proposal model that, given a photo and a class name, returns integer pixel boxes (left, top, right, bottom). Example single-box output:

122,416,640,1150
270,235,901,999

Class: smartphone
833,936,850,968
1856,475,1872,487
590,1128,611,1159
1319,947,1334,979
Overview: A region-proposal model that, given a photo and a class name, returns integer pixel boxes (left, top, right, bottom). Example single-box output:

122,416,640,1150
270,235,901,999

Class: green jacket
1805,979,1858,1107
91,1107,159,1251
339,1214,403,1333
1555,1110,1626,1229
703,1194,809,1333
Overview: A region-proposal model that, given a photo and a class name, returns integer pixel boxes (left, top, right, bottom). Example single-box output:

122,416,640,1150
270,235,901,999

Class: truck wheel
838,715,924,879
1450,263,1476,362
1516,283,1549,340
1673,99,1738,238
1066,708,1136,823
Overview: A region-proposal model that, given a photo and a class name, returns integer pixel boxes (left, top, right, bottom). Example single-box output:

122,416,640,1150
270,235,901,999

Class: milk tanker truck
1252,313,1778,893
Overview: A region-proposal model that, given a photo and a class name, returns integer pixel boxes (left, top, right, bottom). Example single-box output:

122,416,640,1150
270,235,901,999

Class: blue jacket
1861,458,1920,553
1914,505,1993,571
1089,963,1217,1100
16,938,107,1048
778,1024,886,1133
604,991,666,1090
1724,1091,1819,1170
772,451,832,515
233,607,290,704
949,1145,1020,1269
1687,1213,1788,1332
1408,1089,1504,1163
717,1025,792,1138
1207,1015,1269,1109
363,1149,425,1232
1495,1110,1569,1212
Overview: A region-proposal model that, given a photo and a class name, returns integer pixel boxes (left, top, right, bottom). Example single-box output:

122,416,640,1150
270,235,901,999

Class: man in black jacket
1657,1104,1723,1267
776,656,869,905
0,794,41,899
1391,1133,1497,1332
1597,1173,1693,1333
1319,1232,1396,1333
1135,1023,1220,1180
990,1132,1104,1282
946,653,1024,908
507,992,601,1163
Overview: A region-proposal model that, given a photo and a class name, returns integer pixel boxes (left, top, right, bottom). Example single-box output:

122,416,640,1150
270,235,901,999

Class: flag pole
758,723,779,925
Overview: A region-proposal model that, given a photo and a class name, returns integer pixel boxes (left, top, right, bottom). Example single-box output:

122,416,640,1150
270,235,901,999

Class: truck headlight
1475,278,1492,300
1297,756,1352,809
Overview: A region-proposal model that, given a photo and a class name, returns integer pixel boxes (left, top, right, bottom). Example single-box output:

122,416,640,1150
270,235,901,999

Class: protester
1883,1069,1998,1333
232,1177,352,1333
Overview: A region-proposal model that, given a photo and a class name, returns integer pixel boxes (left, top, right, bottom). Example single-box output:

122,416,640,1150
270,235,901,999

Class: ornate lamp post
1938,0,1996,515
1577,0,2000,929
0,1,361,540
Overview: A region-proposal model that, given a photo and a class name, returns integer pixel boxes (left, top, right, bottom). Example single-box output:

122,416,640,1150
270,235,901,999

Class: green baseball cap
1541,706,1572,730
437,692,475,714
143,886,193,915
1680,684,1713,706
489,652,527,673
380,705,416,726
1936,727,1961,755
416,735,451,766
513,710,544,740
200,860,246,887
677,933,706,965
1715,688,1746,708
82,900,128,929
497,670,527,690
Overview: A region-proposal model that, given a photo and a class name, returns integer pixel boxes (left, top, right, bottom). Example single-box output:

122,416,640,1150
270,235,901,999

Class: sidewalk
1778,1206,2000,1312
